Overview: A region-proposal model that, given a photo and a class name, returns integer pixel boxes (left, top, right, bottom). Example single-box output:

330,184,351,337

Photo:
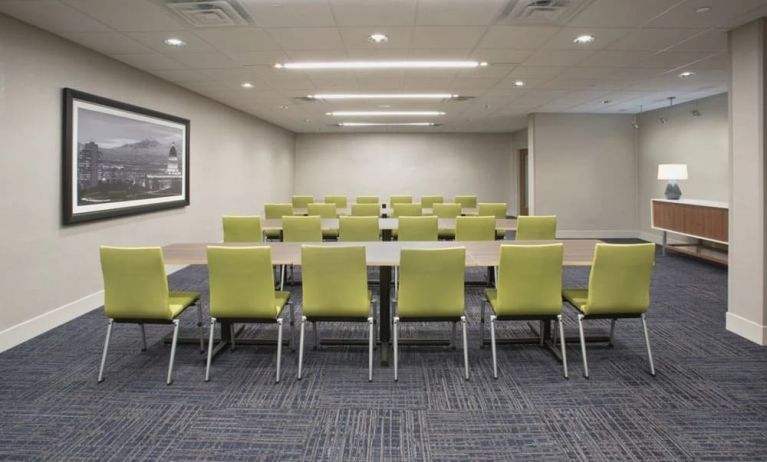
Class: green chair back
339,216,380,241
420,195,443,209
478,203,507,219
495,244,563,316
265,203,293,219
392,203,422,217
356,196,379,204
390,195,413,205
585,243,655,315
352,203,380,217
398,216,438,241
307,202,337,218
282,215,322,242
207,246,278,319
433,203,462,218
516,215,557,240
292,195,314,209
222,216,262,243
324,195,347,208
398,248,465,318
455,216,495,241
100,246,170,320
455,195,477,208
302,246,369,318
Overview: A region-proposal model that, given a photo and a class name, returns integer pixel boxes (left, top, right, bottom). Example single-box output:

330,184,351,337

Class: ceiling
0,0,764,133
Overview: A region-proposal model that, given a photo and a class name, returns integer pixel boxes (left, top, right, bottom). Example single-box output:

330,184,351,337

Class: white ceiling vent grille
497,0,594,25
166,1,251,27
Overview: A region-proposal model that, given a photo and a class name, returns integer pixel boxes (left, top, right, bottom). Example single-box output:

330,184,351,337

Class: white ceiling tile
329,0,417,26
59,31,154,54
415,0,507,26
267,27,345,50
170,51,239,69
346,48,411,59
522,49,596,66
580,50,658,67
470,49,533,64
506,66,568,79
222,50,290,65
568,0,683,28
608,28,702,51
62,0,184,31
542,27,633,50
407,48,471,59
670,29,727,52
285,49,349,61
636,50,717,69
354,77,405,90
339,27,412,49
0,0,110,32
240,0,336,27
127,31,215,53
410,26,487,49
113,53,186,71
193,28,281,51
557,66,620,79
479,26,560,49
149,68,221,82
647,0,767,29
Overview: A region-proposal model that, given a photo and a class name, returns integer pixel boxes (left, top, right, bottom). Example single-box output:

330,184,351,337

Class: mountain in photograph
101,138,175,161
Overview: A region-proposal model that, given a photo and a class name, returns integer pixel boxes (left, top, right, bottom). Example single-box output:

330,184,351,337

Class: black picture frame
62,88,190,224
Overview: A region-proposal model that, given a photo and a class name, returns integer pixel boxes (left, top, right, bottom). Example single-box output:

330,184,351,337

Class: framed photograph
63,88,190,224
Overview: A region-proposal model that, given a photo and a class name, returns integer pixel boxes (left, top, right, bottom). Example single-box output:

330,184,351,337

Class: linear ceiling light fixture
338,122,437,127
308,93,458,100
275,61,487,70
326,111,446,117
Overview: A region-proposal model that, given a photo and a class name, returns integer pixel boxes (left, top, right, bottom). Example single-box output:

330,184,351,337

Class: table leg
662,231,667,256
379,265,391,366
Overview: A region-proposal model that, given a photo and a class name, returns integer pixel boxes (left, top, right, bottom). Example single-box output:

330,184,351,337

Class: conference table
163,239,602,366
292,206,491,217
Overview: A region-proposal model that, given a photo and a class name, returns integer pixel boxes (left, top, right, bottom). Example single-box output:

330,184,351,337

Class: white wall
529,113,638,237
637,94,729,241
0,15,295,350
294,133,513,205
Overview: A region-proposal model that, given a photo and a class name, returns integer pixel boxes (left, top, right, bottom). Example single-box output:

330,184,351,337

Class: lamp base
664,182,682,200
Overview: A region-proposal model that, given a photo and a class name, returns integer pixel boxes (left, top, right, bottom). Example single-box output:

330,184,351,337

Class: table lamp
657,164,688,200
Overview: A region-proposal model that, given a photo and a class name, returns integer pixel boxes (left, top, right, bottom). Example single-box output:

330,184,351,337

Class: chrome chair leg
139,323,147,352
97,319,114,383
393,317,399,382
608,319,616,347
641,314,656,376
368,317,374,382
297,316,306,380
289,303,295,352
279,265,285,291
197,303,205,353
276,318,283,383
578,314,589,379
558,314,568,379
461,316,469,381
167,319,180,385
490,315,497,379
204,317,216,382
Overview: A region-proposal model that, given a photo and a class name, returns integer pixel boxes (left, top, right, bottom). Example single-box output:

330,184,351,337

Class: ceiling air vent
166,0,251,27
497,0,594,25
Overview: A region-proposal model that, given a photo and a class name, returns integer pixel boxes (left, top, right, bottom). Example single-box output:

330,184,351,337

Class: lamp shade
657,164,688,180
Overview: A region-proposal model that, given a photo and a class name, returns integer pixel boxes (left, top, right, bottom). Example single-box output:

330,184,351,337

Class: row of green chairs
97,242,656,384
291,195,479,209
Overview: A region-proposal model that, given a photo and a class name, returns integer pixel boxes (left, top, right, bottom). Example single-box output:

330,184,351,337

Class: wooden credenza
651,199,728,264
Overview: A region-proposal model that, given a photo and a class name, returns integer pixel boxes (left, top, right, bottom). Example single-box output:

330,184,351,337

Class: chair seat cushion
169,291,201,318
485,288,561,317
562,288,588,312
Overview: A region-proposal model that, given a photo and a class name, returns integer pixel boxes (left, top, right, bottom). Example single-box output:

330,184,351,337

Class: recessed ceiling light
602,100,611,104
326,111,446,117
695,6,711,14
338,122,437,127
678,71,695,78
307,93,458,100
514,80,525,87
163,38,186,47
368,33,389,44
280,105,289,109
275,61,488,70
241,82,254,88
573,34,595,45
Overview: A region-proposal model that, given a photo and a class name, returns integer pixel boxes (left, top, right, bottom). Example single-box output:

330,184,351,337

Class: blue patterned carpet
1,243,766,461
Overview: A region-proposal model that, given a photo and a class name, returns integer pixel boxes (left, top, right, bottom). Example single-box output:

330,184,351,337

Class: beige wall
529,113,638,236
294,133,513,205
0,15,295,346
637,94,729,240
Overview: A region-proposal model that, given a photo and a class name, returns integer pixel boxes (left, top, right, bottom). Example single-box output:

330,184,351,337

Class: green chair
420,195,444,209
390,195,413,205
478,202,508,239
281,215,323,289
455,195,477,209
392,203,422,217
352,203,380,217
516,215,557,240
324,195,347,208
455,216,496,241
433,203,462,239
339,216,380,241
397,216,438,241
562,243,656,378
298,246,375,381
307,203,339,239
98,247,203,385
264,203,293,240
482,244,567,379
394,248,468,381
222,216,262,243
205,246,292,383
356,196,379,204
292,195,314,211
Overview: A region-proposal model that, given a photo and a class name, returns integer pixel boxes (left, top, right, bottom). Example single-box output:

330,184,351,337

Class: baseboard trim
0,264,188,354
557,230,639,239
638,230,690,245
726,312,767,345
